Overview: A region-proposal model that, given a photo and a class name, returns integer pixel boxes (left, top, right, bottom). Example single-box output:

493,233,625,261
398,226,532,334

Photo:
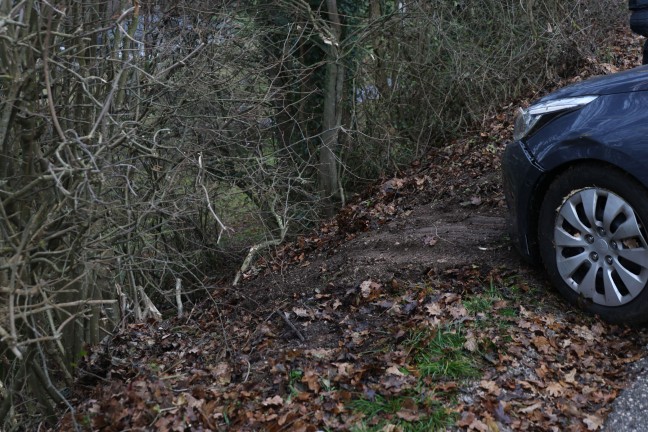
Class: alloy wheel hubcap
554,188,648,306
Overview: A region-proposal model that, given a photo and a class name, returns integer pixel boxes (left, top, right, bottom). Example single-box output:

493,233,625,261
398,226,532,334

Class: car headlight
513,95,598,141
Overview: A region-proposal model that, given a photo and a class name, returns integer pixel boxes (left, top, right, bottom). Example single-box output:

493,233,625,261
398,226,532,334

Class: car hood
542,65,648,100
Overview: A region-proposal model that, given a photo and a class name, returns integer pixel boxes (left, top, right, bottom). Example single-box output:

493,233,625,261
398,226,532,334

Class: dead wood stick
175,278,183,319
278,311,305,342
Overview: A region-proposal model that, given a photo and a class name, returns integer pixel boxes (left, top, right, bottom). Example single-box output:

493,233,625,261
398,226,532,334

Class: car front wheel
538,164,648,324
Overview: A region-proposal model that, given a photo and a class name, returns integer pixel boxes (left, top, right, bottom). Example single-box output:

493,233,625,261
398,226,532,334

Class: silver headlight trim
513,95,598,141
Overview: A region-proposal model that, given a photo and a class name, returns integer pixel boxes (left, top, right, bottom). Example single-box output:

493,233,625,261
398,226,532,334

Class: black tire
630,8,648,36
538,163,648,325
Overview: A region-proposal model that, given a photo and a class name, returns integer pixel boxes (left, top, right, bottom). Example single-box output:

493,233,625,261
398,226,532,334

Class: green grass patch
288,369,303,399
350,394,456,432
463,296,493,315
351,394,406,417
463,278,523,322
407,326,479,380
463,278,503,315
499,307,517,317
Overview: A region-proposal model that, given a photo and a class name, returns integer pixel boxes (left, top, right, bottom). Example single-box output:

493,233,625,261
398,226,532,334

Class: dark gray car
502,65,648,324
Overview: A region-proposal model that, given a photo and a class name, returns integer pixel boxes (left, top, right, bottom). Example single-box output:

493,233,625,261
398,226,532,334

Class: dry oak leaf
535,364,549,379
518,320,533,329
456,411,476,427
464,332,478,352
564,368,578,384
360,280,382,299
262,395,284,407
302,370,321,392
305,348,336,360
480,380,501,396
333,362,353,378
292,307,313,319
425,303,442,316
614,352,643,365
574,325,595,342
519,402,542,414
448,304,469,320
583,414,604,430
386,365,406,377
396,409,421,422
471,420,490,432
456,412,489,431
546,382,564,397
531,336,553,354
211,362,232,385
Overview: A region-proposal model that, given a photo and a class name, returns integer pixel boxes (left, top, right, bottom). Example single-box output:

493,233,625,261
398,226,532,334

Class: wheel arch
526,158,647,262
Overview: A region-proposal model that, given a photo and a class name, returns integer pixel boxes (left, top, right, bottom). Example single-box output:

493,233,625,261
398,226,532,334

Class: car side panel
502,141,545,263
527,91,648,185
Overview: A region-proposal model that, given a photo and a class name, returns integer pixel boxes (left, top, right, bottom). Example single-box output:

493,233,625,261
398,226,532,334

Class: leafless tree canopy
0,0,626,427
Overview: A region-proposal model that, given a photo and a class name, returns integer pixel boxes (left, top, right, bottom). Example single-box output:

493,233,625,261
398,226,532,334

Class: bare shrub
344,0,628,186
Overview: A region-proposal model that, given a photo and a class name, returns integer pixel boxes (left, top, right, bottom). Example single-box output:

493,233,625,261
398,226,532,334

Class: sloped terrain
52,28,648,432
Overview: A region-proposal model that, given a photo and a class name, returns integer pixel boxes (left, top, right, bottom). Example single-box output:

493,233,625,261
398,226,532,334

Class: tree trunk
318,0,345,217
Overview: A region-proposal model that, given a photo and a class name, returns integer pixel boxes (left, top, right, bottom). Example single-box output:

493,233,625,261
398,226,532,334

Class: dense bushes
345,0,627,184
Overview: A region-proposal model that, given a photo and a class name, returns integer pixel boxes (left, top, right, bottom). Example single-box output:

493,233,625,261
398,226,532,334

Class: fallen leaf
583,414,604,430
423,235,438,246
448,304,469,319
333,362,353,378
376,300,395,309
456,411,476,427
480,380,501,396
464,332,478,352
386,365,405,377
564,369,577,384
396,409,421,421
292,307,312,318
302,370,321,392
262,395,283,407
532,336,552,354
546,382,564,397
574,326,595,342
360,280,382,299
425,303,442,316
519,402,542,414
305,348,336,359
494,401,511,425
210,363,232,385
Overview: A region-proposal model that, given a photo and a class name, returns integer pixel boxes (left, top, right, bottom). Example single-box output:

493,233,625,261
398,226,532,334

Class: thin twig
242,359,251,383
196,152,232,244
278,310,305,342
